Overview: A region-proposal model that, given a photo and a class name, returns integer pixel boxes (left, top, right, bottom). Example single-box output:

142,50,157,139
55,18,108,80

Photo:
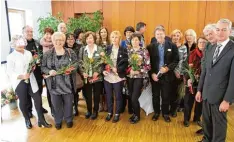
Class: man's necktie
212,44,222,64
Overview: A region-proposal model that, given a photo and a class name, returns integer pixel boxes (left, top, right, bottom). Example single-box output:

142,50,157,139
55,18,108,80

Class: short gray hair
22,25,33,33
154,25,165,33
52,32,66,42
217,19,232,30
57,22,66,31
203,24,216,34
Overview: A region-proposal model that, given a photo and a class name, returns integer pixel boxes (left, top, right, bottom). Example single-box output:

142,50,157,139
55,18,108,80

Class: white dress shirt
217,38,230,56
84,44,98,58
7,49,39,93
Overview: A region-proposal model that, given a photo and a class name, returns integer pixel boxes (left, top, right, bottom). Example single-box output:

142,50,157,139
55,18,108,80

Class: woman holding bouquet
7,35,52,129
65,33,82,116
103,31,128,123
78,31,103,120
127,33,150,124
41,32,78,130
183,37,207,127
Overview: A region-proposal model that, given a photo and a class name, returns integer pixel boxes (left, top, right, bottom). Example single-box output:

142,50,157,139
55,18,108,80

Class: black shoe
25,119,32,129
28,112,33,118
105,114,113,122
55,123,62,130
170,111,177,118
129,114,136,122
74,108,79,116
196,129,203,135
130,116,140,124
85,112,92,119
163,115,171,123
38,120,52,128
152,113,160,121
112,114,120,123
42,108,48,114
196,120,203,127
67,122,73,128
177,108,184,112
183,121,190,127
90,112,98,120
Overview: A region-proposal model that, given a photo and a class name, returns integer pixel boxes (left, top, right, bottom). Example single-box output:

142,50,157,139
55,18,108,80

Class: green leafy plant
37,12,63,37
67,10,103,33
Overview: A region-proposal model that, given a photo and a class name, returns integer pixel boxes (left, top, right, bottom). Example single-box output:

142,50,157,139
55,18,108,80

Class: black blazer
147,41,179,82
106,45,128,78
197,40,234,104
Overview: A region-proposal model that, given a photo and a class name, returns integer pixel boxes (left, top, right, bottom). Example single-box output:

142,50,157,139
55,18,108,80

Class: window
8,9,26,36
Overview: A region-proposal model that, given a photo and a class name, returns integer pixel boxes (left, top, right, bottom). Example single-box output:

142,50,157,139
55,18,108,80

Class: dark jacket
197,40,234,104
41,48,78,95
147,41,179,82
25,39,43,82
185,42,197,55
106,45,129,78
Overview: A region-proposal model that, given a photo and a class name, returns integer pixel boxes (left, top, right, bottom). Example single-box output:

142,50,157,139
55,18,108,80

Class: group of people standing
6,18,234,142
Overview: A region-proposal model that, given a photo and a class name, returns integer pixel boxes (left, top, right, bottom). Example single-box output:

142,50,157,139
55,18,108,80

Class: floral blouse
127,47,150,78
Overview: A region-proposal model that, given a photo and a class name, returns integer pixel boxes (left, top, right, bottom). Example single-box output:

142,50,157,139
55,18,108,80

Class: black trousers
104,80,123,114
151,79,172,115
184,87,202,121
15,80,44,121
202,100,227,142
83,81,103,113
170,78,182,113
28,77,43,112
122,80,132,113
45,79,52,109
127,78,143,117
51,93,73,124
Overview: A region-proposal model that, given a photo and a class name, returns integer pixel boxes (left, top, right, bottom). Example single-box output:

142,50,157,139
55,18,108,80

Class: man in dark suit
150,25,172,44
147,26,179,122
22,25,48,117
196,19,234,142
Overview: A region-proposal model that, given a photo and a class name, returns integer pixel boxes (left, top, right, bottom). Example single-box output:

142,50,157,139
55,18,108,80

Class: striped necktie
212,44,222,64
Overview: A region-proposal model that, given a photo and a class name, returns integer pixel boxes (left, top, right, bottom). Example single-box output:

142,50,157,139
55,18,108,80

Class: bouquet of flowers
43,62,78,79
1,88,18,106
25,53,42,83
100,51,113,72
80,56,102,84
127,53,143,75
183,62,196,94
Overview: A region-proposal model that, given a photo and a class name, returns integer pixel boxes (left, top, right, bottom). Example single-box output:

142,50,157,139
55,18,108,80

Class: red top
189,48,203,76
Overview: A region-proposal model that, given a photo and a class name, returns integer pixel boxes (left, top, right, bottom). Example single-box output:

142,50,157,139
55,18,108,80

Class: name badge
167,49,172,52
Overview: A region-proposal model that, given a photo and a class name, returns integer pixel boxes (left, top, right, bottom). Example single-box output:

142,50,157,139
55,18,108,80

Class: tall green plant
67,10,103,33
37,12,63,37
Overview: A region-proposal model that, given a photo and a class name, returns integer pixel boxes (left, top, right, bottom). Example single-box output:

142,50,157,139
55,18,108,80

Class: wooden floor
1,94,234,142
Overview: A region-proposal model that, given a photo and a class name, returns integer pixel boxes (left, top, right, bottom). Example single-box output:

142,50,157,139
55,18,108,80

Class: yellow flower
89,58,94,63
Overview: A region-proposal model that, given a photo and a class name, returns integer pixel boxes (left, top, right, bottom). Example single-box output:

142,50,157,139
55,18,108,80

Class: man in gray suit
195,23,217,136
196,19,234,142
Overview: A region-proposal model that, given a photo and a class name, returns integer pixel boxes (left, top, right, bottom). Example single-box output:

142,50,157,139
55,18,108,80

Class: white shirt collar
84,44,98,58
217,38,230,55
218,38,230,47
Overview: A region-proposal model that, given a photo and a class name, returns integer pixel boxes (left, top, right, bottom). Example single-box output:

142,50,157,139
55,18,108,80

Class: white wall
1,0,10,62
0,0,51,62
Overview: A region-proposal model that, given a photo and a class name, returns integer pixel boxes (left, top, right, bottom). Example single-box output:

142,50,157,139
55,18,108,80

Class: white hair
57,22,66,32
184,29,197,42
217,19,232,30
52,32,66,42
203,24,216,34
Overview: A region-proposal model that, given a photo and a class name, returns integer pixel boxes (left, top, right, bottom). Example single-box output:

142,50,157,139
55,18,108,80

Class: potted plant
37,12,63,38
1,88,18,110
67,10,103,33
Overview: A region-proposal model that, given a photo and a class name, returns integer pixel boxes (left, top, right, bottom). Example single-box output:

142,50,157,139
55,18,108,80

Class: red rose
65,70,71,75
126,67,132,74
